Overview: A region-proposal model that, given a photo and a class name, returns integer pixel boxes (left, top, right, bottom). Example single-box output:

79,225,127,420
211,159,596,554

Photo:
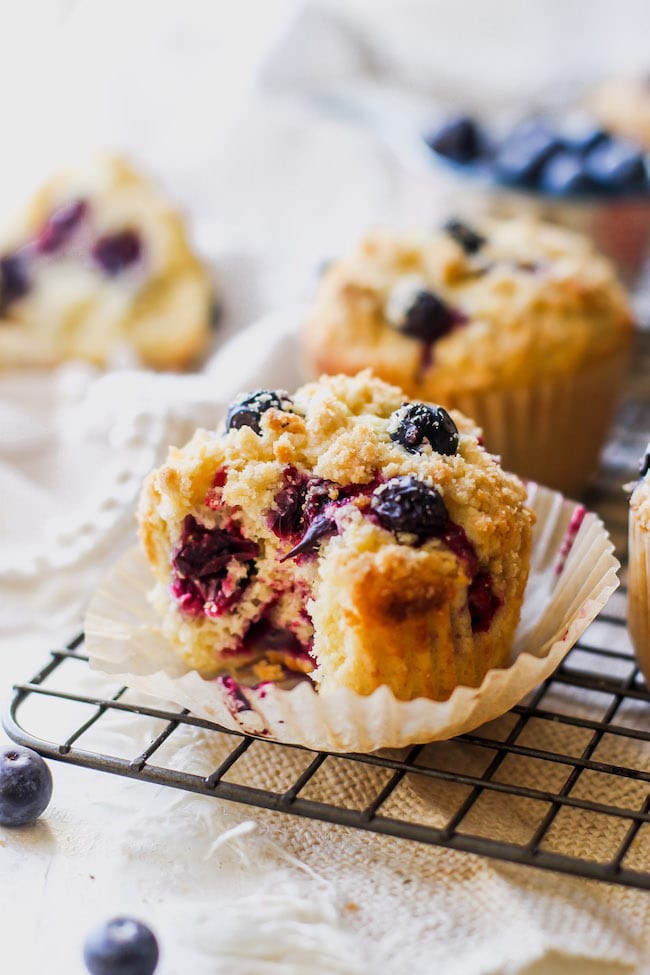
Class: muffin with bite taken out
138,371,535,702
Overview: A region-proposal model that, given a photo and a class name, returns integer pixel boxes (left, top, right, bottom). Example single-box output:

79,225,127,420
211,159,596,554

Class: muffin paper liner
627,504,650,685
444,346,630,499
85,483,619,752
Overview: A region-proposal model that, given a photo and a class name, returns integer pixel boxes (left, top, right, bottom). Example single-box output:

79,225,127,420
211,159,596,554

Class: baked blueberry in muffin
139,371,534,701
0,154,213,369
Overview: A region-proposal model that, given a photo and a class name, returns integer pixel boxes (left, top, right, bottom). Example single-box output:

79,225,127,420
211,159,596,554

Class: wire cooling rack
4,333,650,891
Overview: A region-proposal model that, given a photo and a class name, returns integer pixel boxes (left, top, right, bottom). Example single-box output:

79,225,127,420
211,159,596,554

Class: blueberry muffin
138,371,535,702
0,154,213,369
628,446,650,686
302,217,633,496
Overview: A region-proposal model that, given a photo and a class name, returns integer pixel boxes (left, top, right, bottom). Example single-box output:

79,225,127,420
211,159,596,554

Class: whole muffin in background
302,217,634,496
628,446,650,687
139,370,535,703
0,154,214,370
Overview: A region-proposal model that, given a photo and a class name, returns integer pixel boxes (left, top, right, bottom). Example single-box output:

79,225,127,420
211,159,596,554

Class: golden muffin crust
303,217,633,399
139,371,535,701
0,154,213,369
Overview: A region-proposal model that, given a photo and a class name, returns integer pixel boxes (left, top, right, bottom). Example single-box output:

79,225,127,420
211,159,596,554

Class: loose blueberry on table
388,402,459,456
83,917,159,975
0,744,53,827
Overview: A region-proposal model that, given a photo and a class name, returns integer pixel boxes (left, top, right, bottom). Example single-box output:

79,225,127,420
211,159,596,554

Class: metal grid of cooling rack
3,613,650,889
3,332,650,891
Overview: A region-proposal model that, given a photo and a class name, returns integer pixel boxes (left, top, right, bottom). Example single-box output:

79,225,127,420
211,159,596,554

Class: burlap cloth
57,642,648,975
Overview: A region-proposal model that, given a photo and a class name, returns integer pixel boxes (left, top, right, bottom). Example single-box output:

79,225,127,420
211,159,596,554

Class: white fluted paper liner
85,483,619,752
628,497,650,686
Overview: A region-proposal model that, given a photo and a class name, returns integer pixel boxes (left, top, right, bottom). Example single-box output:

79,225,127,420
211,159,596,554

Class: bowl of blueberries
424,111,650,284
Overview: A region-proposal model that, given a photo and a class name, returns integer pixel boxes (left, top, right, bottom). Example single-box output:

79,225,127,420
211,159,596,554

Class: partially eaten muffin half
138,371,535,702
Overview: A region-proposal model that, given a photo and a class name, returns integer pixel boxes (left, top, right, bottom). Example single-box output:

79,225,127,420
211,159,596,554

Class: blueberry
225,389,291,435
37,199,86,253
443,218,485,255
83,917,159,975
494,118,562,186
370,475,447,539
583,138,648,193
0,745,53,827
639,448,650,479
402,290,465,343
388,403,459,456
92,230,142,274
425,115,485,164
280,512,337,561
559,119,608,155
539,151,594,195
0,255,30,315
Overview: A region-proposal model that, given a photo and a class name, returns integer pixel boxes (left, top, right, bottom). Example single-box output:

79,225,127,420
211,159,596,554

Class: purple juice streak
36,199,87,254
414,308,467,380
468,570,503,632
171,514,258,618
270,468,382,561
554,505,586,576
433,520,501,632
280,513,336,561
170,579,205,617
219,675,252,713
439,521,479,577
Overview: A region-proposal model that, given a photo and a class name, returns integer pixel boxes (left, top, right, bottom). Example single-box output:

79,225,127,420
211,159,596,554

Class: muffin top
142,369,533,618
631,445,650,529
0,153,213,369
304,217,633,396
